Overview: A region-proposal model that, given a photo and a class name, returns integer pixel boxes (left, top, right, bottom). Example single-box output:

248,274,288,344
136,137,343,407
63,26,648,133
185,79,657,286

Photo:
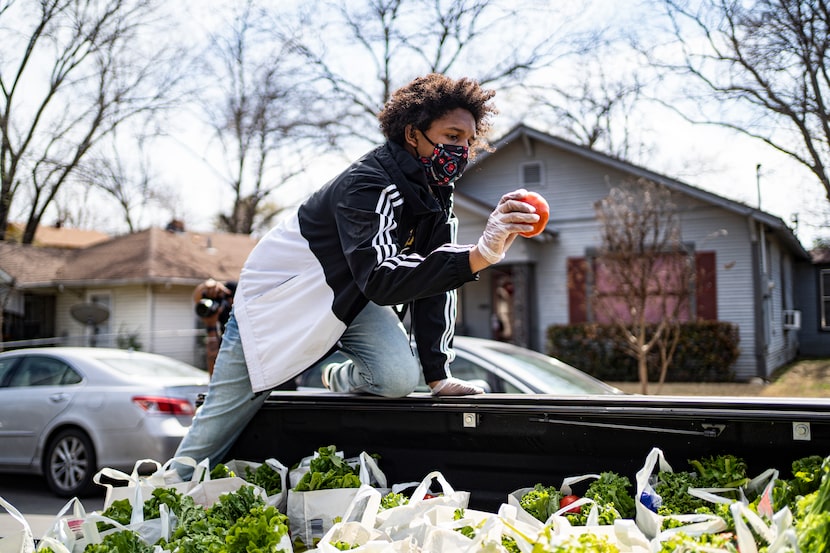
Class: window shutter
696,251,717,320
567,257,588,323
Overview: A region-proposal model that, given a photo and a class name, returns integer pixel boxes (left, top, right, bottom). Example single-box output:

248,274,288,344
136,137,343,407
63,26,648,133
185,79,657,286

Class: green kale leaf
519,483,561,523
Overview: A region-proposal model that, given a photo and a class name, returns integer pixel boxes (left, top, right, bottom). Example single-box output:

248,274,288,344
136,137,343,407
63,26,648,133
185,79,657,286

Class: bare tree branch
194,0,333,235
287,0,575,147
646,0,830,203
526,64,648,161
0,0,187,243
592,179,694,394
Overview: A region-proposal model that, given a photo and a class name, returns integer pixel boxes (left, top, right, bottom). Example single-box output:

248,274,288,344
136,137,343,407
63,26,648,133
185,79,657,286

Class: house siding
55,294,78,345
762,234,799,373
112,285,152,352
51,284,200,366
150,285,202,366
54,286,146,349
454,204,493,339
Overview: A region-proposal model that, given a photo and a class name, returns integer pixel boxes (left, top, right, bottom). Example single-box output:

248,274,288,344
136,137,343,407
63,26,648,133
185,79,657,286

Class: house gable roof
479,123,809,259
1,228,258,289
0,242,75,287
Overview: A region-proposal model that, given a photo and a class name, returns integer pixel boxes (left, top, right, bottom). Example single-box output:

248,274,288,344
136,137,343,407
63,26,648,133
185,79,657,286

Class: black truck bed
227,392,830,512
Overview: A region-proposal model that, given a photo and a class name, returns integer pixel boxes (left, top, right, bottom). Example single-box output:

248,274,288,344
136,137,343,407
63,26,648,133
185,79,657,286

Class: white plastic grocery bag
315,484,402,552
37,497,88,553
223,458,289,511
93,456,204,509
186,471,266,508
420,503,508,552
635,447,727,540
731,501,800,553
684,467,780,514
535,496,649,552
374,471,470,545
508,473,601,527
287,451,388,549
0,497,35,553
94,458,161,509
289,450,387,490
548,496,601,527
507,486,550,527
417,521,474,551
496,504,547,553
71,505,172,552
32,537,70,553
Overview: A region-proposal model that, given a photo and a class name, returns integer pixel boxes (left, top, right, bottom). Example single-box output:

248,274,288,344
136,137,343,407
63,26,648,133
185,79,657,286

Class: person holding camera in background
174,74,540,475
192,279,236,376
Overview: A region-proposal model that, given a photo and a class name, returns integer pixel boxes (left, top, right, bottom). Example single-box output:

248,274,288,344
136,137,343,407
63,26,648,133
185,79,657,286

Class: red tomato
423,493,437,500
518,191,550,238
559,494,581,513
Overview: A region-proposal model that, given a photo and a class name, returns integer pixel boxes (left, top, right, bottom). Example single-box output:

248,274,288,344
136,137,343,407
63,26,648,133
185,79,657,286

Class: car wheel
44,428,97,497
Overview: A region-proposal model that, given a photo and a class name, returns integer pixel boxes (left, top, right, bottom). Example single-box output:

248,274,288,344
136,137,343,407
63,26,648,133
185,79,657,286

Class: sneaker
321,363,337,390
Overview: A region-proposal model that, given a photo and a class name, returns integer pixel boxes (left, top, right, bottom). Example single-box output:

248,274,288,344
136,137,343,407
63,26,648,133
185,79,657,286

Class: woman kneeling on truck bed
174,73,540,475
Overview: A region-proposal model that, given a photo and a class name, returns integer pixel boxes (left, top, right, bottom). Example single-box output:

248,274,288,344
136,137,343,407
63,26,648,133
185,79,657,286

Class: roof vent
521,162,543,186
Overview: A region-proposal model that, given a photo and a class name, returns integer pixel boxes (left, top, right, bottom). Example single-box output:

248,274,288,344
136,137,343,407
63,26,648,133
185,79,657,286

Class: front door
490,264,535,349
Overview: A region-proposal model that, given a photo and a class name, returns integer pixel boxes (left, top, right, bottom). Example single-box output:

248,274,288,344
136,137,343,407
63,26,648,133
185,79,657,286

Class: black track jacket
234,141,479,392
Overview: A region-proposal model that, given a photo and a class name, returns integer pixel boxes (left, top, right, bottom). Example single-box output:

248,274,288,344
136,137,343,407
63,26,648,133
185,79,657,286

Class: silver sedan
0,347,209,497
295,335,624,395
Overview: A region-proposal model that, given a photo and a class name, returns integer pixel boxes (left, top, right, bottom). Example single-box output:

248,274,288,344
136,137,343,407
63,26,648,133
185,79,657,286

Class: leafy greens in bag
83,529,154,553
159,484,290,553
294,446,361,491
795,456,830,552
565,471,635,526
519,483,561,523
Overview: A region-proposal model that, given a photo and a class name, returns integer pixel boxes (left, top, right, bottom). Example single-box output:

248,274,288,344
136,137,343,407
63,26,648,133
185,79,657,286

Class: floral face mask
418,132,469,186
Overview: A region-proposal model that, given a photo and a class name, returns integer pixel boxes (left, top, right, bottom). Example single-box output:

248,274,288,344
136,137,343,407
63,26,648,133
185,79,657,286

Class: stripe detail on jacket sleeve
440,289,458,372
373,184,404,265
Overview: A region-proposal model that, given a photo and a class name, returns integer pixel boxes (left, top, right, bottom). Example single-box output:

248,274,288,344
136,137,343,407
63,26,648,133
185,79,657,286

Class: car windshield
94,354,204,378
466,340,618,394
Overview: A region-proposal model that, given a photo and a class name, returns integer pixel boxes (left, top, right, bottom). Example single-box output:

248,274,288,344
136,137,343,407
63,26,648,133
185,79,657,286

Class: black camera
195,294,230,318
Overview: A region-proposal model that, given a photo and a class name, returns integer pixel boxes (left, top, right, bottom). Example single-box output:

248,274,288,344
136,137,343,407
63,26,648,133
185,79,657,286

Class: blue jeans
325,302,420,396
174,301,420,476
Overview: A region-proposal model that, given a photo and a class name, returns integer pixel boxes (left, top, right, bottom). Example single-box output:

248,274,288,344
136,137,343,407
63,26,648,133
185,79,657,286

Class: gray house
451,124,811,381
0,124,820,380
795,246,830,357
0,227,256,368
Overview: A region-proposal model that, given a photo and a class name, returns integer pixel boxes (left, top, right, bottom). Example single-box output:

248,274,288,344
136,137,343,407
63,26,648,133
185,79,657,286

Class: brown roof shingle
1,228,258,288
5,222,110,248
0,242,75,286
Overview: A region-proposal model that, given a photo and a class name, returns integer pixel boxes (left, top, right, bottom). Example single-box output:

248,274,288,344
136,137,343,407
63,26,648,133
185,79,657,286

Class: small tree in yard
592,179,694,394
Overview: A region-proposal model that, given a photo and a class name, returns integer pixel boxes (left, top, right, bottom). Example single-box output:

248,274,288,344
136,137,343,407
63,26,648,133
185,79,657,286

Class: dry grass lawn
762,358,830,397
609,358,830,397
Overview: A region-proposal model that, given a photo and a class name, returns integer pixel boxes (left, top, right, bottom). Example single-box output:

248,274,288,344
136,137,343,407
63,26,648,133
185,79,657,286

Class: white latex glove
476,188,540,264
430,377,485,396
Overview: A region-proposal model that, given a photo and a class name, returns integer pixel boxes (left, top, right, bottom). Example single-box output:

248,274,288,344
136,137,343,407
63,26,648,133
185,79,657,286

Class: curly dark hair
378,74,497,156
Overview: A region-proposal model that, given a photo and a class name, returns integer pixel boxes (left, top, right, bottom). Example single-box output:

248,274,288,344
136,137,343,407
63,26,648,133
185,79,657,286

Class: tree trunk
638,353,649,395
